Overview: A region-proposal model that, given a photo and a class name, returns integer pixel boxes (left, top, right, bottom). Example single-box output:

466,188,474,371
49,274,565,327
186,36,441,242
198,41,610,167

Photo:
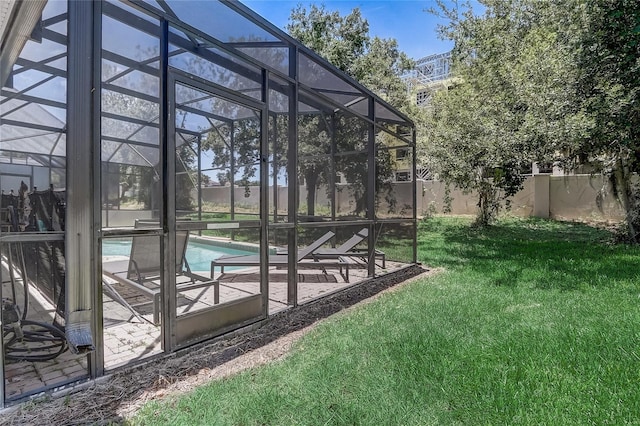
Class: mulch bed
1,265,427,425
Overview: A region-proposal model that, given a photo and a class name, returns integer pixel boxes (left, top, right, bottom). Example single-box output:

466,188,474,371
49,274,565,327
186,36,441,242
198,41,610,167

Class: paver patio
3,260,403,399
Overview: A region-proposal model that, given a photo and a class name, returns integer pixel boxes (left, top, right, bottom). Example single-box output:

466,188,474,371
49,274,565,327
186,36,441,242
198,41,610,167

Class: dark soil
2,265,427,425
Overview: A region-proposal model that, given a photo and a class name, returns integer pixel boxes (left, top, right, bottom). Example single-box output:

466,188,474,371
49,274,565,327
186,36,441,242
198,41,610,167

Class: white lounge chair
275,228,385,267
211,231,351,282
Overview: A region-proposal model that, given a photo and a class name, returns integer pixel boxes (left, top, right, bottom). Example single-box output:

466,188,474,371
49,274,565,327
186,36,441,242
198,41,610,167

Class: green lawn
132,216,640,425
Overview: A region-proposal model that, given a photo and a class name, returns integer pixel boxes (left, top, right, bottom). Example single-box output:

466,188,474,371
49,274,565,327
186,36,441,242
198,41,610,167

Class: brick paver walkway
3,261,402,401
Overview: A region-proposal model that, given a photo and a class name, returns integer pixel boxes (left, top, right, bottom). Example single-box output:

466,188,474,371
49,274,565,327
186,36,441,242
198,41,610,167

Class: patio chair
275,228,386,268
102,230,218,325
211,231,351,282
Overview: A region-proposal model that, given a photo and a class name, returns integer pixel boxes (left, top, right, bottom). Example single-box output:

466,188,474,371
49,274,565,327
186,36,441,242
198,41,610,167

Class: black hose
3,320,68,362
2,192,69,362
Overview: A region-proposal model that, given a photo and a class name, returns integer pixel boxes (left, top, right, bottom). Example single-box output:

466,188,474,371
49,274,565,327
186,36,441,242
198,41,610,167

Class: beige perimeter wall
105,175,626,225
420,174,626,222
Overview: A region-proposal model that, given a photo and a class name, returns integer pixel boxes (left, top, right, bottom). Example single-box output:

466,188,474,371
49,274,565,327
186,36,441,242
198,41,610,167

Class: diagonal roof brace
0,0,47,88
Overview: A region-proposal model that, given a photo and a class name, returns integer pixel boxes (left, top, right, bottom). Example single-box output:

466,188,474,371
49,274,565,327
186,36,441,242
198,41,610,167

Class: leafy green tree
203,116,261,198
287,5,369,79
424,0,640,236
287,4,413,109
570,0,640,241
296,113,331,216
423,0,537,225
287,4,413,217
425,80,528,225
164,4,412,219
101,60,163,211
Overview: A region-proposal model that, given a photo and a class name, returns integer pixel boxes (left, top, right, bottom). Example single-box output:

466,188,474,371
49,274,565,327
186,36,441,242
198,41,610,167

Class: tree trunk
355,188,367,216
476,179,499,226
476,182,490,226
305,171,318,216
614,158,638,243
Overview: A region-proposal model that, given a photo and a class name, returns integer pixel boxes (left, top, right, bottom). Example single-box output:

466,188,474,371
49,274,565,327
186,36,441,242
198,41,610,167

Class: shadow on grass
419,217,640,292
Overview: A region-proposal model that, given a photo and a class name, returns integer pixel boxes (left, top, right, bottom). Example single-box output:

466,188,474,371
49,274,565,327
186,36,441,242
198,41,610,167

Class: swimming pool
102,239,252,272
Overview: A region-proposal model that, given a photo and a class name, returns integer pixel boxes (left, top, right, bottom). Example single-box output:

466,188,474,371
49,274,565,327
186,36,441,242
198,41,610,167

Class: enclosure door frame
166,70,269,349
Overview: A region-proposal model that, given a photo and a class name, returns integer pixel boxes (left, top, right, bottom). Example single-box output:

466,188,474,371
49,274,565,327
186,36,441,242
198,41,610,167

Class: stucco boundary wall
419,174,626,222
103,175,626,227
198,183,415,218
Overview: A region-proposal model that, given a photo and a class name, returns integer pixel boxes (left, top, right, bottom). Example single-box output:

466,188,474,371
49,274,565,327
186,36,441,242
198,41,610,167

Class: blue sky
242,0,465,60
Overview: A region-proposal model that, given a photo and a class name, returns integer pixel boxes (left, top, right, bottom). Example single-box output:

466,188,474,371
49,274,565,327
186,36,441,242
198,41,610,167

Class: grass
131,216,640,425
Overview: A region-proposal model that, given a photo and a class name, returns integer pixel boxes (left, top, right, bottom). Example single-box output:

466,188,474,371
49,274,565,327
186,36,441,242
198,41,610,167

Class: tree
570,0,640,241
287,4,413,109
203,114,261,197
426,80,529,225
423,0,538,225
101,59,164,211
296,113,331,216
287,4,413,217
287,5,369,79
424,0,640,236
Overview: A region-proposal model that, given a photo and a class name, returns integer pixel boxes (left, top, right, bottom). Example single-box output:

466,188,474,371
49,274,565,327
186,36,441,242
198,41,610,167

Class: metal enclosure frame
0,0,416,406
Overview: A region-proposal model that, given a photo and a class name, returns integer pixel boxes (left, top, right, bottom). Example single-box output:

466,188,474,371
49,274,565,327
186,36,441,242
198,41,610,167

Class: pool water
102,239,252,271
